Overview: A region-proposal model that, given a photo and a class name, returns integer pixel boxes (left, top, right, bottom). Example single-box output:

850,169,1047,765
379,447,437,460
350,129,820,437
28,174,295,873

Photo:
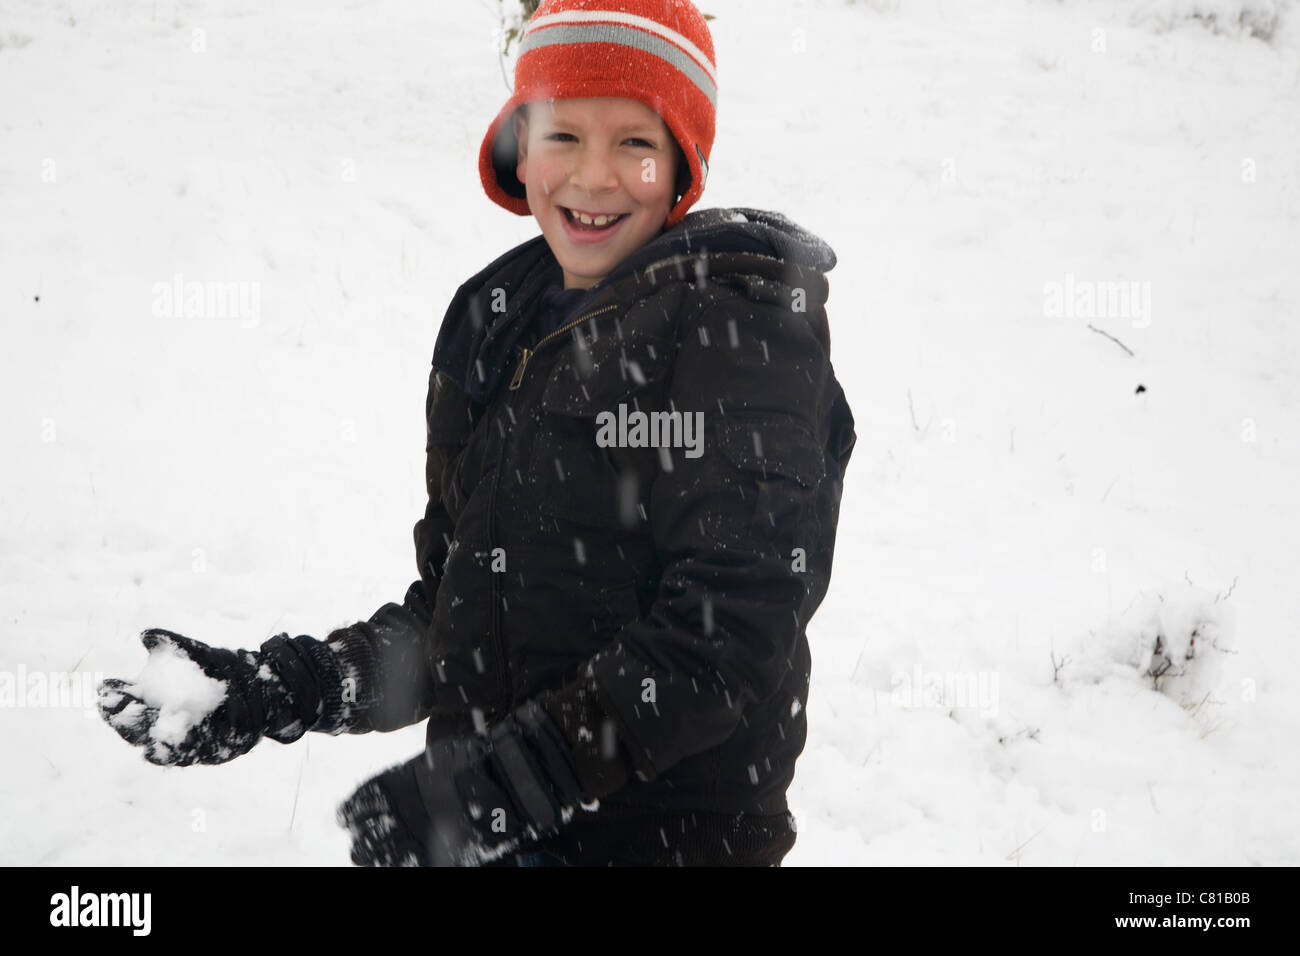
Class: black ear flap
673,142,691,200
493,107,529,201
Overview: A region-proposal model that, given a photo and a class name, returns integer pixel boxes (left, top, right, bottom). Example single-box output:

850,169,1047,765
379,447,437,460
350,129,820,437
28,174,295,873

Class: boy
98,0,856,867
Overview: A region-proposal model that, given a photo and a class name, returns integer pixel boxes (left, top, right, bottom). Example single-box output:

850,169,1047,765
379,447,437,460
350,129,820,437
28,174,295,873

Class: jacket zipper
486,410,508,714
488,301,620,711
507,303,621,391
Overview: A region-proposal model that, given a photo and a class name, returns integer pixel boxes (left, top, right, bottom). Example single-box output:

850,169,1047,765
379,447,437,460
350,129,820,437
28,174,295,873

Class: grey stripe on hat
519,22,717,109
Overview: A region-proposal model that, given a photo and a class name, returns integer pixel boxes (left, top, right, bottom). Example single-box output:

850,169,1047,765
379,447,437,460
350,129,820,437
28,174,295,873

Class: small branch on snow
861,741,879,767
1189,691,1214,719
1214,576,1239,603
1004,826,1045,864
1050,651,1070,685
1087,323,1135,357
288,739,308,833
69,644,93,673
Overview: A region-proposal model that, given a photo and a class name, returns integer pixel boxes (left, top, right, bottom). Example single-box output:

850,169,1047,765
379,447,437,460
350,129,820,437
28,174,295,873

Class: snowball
130,641,227,745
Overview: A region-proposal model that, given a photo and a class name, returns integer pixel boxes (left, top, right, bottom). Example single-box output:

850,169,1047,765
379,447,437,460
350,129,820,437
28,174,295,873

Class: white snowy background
2,0,1297,865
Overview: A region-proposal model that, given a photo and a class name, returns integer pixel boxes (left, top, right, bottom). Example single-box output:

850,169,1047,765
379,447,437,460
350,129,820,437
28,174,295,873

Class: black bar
3,865,1280,941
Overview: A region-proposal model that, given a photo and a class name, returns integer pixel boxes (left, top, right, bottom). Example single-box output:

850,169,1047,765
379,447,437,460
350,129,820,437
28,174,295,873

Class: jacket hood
607,206,837,278
432,207,837,406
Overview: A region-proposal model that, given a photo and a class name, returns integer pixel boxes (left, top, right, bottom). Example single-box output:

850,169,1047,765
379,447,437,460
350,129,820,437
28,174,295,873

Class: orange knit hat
479,0,717,229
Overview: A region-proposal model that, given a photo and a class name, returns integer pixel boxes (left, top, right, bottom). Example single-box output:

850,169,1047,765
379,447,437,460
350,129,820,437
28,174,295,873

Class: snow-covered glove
337,699,587,867
97,627,337,767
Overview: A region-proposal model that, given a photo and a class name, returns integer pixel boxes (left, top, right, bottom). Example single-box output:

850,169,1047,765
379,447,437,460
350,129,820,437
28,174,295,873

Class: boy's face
513,96,679,291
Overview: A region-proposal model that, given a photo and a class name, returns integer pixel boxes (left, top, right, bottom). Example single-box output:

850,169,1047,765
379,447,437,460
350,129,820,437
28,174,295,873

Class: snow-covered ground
2,0,1297,865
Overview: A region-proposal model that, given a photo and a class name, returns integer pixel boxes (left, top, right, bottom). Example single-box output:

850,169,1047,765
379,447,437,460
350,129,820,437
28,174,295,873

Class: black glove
97,627,338,766
337,699,587,866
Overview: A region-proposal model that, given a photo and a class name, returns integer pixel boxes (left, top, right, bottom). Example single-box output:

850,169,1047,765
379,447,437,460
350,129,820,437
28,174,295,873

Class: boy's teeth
570,209,621,227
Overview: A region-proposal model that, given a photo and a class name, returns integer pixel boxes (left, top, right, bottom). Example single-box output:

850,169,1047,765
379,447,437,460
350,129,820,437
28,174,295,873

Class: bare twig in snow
1005,826,1045,864
1086,323,1135,357
1051,651,1070,685
1214,576,1239,603
288,739,308,832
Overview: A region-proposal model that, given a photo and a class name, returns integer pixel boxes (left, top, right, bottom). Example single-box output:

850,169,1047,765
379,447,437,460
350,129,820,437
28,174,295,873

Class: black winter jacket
319,207,857,865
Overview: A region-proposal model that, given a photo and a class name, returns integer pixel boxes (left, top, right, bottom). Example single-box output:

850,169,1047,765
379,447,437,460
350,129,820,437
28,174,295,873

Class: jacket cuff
321,628,384,734
259,633,360,739
537,669,644,801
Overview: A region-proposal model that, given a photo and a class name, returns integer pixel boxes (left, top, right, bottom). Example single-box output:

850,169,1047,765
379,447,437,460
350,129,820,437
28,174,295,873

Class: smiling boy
511,96,684,290
99,0,856,867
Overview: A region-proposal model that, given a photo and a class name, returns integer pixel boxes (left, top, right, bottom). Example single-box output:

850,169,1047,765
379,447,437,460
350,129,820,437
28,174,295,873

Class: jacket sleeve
314,366,465,734
538,287,850,797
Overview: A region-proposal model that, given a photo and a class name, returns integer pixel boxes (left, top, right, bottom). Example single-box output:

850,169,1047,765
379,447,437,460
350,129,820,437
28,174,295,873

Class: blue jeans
511,850,569,867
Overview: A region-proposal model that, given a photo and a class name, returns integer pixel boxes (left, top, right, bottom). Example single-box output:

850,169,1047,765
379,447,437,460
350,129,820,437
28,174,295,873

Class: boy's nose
569,148,620,195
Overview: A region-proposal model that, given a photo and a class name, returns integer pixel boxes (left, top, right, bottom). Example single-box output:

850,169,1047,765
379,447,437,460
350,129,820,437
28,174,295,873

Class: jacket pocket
539,330,672,414
717,412,825,488
717,412,826,545
530,332,671,530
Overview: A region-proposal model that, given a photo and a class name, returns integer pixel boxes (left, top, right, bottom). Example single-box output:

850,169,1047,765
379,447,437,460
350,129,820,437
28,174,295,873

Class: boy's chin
555,260,607,290
530,206,673,288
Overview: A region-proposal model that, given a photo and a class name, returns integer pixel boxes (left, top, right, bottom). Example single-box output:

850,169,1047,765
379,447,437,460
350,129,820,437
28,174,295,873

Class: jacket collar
432,207,837,406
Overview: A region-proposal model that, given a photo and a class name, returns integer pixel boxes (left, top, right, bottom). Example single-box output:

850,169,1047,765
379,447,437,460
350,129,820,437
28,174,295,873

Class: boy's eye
544,133,656,148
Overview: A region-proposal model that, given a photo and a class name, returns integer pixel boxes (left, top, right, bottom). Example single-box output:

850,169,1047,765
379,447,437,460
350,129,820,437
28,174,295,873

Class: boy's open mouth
560,206,630,232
